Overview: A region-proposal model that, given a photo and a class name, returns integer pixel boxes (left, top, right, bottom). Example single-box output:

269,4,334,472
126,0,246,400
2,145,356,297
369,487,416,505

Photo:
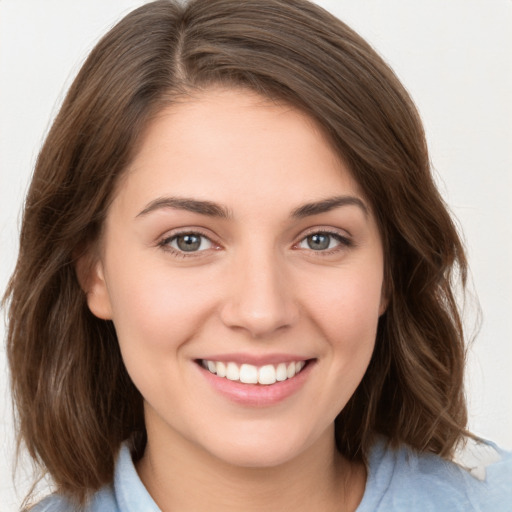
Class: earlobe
378,282,389,317
75,255,113,320
378,296,388,317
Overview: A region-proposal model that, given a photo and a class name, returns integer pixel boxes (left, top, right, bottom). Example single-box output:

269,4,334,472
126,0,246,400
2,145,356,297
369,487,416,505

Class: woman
4,0,511,510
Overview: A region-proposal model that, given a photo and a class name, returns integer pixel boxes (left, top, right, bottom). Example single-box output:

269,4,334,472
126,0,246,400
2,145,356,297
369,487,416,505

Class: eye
162,232,213,253
298,232,349,251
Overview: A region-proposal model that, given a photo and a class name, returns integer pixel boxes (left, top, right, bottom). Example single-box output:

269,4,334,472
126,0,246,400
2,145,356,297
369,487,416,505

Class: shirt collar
113,443,161,511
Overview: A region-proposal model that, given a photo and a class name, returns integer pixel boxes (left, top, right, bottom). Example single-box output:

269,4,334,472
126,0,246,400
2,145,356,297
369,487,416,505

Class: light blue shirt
32,437,512,511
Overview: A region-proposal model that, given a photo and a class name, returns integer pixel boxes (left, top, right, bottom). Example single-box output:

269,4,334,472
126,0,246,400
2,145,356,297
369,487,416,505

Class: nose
219,249,299,338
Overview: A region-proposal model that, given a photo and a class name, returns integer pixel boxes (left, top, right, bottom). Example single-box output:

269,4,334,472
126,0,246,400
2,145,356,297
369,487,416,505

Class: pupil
308,233,329,250
177,234,201,251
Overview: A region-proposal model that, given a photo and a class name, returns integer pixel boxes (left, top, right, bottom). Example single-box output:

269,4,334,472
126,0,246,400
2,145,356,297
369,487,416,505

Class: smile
199,359,307,385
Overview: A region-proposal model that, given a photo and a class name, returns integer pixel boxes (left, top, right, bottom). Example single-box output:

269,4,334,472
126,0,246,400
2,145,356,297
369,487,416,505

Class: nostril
218,300,299,338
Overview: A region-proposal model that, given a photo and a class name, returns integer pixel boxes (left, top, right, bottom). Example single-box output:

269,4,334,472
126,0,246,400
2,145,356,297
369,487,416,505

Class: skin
84,88,386,511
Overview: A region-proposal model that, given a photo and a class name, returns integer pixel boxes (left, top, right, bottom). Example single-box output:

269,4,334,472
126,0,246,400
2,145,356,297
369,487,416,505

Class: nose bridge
220,240,298,337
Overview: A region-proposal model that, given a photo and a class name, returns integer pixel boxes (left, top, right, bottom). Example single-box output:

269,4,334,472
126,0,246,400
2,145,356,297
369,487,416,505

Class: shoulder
28,444,158,512
358,437,512,512
454,438,512,510
28,485,117,512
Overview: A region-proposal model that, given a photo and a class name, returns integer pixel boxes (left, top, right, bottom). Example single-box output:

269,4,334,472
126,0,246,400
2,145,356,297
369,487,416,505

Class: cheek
105,255,216,354
309,266,383,336
103,257,218,410
302,264,383,379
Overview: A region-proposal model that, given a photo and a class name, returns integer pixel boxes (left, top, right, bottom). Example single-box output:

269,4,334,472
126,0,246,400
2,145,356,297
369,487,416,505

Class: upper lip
196,353,313,366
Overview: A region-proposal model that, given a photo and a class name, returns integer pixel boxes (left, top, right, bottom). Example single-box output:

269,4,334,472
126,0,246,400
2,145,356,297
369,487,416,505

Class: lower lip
196,360,315,407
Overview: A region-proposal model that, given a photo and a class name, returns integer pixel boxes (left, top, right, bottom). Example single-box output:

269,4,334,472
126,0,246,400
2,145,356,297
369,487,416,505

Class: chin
212,442,304,469
199,423,322,469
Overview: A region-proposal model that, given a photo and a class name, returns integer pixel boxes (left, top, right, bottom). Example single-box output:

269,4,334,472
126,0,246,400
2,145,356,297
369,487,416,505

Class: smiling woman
83,90,386,488
3,0,511,511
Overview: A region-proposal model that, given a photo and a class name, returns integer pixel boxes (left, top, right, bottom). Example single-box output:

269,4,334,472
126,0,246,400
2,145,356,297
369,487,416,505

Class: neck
136,417,366,512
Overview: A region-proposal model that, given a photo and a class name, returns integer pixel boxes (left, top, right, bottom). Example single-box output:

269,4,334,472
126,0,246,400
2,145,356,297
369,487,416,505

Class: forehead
114,87,366,216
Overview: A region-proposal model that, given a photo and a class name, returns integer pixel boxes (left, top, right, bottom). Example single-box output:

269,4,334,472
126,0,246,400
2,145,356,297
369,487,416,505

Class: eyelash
157,229,353,257
295,230,353,254
158,230,218,258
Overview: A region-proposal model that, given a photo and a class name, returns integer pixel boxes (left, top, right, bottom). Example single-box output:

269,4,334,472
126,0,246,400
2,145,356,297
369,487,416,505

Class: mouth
194,354,316,406
196,359,310,386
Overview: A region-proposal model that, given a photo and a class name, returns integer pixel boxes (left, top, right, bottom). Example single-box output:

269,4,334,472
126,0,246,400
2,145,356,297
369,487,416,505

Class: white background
1,1,511,509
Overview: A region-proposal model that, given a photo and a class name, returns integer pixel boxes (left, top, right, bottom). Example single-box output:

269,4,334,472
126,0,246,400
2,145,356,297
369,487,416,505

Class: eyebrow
136,197,232,219
136,194,368,219
291,195,368,218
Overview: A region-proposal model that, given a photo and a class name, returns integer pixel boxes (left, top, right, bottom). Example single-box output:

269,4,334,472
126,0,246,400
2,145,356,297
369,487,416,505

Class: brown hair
4,0,469,506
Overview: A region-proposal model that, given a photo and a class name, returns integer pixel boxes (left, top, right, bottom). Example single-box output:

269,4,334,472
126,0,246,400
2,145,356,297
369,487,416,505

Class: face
85,88,386,468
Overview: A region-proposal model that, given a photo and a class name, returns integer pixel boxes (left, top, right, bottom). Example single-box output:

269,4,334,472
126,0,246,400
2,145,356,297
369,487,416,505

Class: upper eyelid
159,227,217,243
156,226,352,248
157,231,219,260
157,229,221,253
297,226,352,240
294,228,354,251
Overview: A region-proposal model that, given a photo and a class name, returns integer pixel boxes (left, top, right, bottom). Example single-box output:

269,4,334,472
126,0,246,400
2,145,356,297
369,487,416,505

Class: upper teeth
201,360,306,385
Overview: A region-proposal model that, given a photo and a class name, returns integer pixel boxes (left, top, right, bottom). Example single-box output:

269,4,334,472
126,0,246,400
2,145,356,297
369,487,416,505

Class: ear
378,294,388,316
75,254,113,320
378,280,389,317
